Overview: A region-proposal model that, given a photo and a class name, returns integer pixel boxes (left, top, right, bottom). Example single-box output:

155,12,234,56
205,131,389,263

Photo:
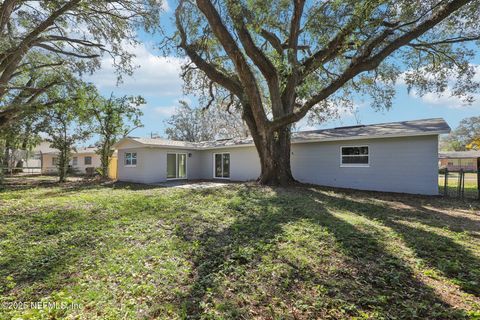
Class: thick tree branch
270,0,472,130
259,29,284,55
281,0,305,116
0,0,81,99
175,2,244,97
226,2,283,116
196,0,268,128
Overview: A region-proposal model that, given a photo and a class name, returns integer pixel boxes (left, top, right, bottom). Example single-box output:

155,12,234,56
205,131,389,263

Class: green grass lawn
1,177,480,319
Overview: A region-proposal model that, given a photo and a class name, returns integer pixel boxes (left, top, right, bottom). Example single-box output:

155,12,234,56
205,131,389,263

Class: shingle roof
291,118,450,143
439,151,480,159
128,137,197,148
37,143,98,155
74,147,97,154
115,118,450,150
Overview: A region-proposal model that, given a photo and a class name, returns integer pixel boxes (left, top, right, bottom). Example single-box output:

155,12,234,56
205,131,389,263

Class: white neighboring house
39,145,101,175
113,118,451,195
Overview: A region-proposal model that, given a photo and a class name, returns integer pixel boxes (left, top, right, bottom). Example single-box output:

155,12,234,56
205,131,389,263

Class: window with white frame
84,156,92,165
341,146,369,166
125,152,137,166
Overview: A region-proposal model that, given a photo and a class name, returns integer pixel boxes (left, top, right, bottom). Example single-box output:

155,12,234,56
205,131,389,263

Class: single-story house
40,146,101,175
438,151,480,172
113,118,450,195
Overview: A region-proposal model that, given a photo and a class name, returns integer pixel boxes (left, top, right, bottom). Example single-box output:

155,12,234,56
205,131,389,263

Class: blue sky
84,3,480,141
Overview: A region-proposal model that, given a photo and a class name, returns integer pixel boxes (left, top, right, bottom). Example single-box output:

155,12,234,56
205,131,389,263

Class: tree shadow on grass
174,186,469,319
316,190,480,297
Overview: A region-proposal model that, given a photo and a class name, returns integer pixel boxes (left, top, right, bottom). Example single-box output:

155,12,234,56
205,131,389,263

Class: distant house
113,118,450,195
438,151,480,172
34,143,101,175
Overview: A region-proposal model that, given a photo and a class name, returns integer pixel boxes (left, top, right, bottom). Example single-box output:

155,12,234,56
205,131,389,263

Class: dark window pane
167,154,176,178
215,154,222,177
222,154,230,178
342,156,369,164
342,146,368,156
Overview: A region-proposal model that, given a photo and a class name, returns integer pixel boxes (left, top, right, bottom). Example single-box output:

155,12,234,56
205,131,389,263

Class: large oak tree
172,0,480,185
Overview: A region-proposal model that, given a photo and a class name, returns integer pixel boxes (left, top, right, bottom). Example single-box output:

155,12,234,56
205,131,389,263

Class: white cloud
86,43,184,98
410,88,480,109
398,64,480,109
161,0,170,12
154,105,177,116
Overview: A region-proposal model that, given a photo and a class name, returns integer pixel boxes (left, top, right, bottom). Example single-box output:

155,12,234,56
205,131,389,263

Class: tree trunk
256,127,295,186
243,105,295,186
99,140,112,179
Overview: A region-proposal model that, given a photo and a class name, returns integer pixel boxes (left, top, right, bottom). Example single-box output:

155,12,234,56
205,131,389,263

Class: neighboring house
41,146,101,175
438,151,480,172
113,118,450,195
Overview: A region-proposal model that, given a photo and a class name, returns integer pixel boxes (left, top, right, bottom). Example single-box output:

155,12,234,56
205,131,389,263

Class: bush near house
0,177,479,319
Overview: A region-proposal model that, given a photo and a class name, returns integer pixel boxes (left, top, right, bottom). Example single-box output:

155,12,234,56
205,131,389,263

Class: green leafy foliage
0,0,163,127
440,116,480,151
40,83,94,182
86,90,145,178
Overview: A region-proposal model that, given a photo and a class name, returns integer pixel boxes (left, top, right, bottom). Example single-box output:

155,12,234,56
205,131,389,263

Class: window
167,153,187,179
125,152,137,166
84,156,92,165
72,157,78,166
52,157,58,166
214,153,230,178
341,146,369,167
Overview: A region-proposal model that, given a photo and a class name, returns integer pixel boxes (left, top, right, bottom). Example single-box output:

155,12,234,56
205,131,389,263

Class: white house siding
291,135,439,195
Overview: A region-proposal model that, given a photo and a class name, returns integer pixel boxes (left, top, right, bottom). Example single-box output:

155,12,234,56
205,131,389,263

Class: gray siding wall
196,147,261,181
117,135,439,195
117,148,202,183
291,135,439,195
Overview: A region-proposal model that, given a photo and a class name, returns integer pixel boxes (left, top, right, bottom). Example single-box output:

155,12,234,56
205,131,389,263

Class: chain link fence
439,169,479,199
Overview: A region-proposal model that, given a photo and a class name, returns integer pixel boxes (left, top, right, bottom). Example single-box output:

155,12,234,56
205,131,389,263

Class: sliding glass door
167,153,187,179
214,153,230,179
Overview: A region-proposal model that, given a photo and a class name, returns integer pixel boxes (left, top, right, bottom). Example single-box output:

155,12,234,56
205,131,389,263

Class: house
113,118,450,195
438,151,480,172
39,145,101,175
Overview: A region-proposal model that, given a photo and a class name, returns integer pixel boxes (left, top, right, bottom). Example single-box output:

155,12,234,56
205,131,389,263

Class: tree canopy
88,92,145,177
441,116,480,151
0,0,163,127
164,100,249,142
170,0,480,185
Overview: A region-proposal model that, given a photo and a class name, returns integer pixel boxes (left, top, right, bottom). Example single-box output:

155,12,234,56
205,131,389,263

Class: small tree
88,92,144,178
41,86,91,182
165,100,249,142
